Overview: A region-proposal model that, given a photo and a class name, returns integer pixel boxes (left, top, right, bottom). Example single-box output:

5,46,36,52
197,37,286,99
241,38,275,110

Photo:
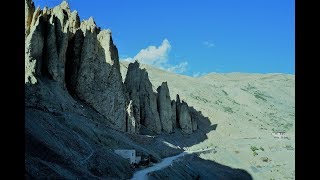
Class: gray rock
25,0,197,136
25,14,45,84
30,7,42,31
25,0,127,132
72,23,127,132
68,10,81,36
25,0,35,37
176,94,181,127
65,29,84,94
188,107,199,132
80,17,97,34
178,101,193,134
52,1,71,30
170,100,177,128
157,82,172,133
126,100,137,134
123,62,141,133
45,15,69,85
124,61,161,134
97,30,120,71
192,117,198,131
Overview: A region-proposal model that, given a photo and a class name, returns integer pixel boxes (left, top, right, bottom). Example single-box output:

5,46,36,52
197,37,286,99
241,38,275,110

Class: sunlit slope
120,61,295,179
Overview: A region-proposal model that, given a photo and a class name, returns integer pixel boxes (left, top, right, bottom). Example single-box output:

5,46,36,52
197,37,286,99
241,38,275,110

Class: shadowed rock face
71,27,127,131
126,100,136,134
124,61,162,134
25,0,199,135
170,100,177,128
25,14,44,84
157,82,173,133
148,154,253,180
25,1,127,131
178,101,193,134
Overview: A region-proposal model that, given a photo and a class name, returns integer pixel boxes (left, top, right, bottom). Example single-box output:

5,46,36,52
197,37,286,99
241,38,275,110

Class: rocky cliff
25,0,198,135
25,0,128,131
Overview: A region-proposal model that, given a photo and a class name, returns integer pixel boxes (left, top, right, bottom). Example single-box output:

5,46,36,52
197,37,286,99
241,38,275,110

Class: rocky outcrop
170,100,177,128
71,22,127,131
175,94,194,134
124,61,162,134
25,0,198,135
123,62,141,133
25,1,212,179
189,107,199,131
25,14,45,84
126,100,137,134
176,94,181,126
25,0,35,37
157,82,172,133
192,116,198,131
25,1,127,132
178,101,193,134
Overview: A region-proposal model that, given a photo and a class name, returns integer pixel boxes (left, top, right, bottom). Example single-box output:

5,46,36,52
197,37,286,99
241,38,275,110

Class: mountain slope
25,0,255,179
120,61,295,179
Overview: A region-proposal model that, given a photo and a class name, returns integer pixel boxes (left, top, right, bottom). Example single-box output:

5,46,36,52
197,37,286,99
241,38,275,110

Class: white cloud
122,39,171,65
121,39,188,73
167,62,188,73
192,72,207,77
203,41,215,48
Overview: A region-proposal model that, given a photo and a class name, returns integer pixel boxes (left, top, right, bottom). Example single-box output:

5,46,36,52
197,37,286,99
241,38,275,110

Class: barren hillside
121,61,295,179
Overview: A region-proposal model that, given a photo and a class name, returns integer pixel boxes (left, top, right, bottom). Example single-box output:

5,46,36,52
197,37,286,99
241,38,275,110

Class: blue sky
34,0,295,76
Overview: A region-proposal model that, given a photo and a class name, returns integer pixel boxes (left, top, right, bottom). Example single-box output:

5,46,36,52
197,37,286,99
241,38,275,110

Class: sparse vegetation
241,83,256,92
223,106,234,113
231,99,240,105
222,90,228,96
190,93,209,103
251,146,260,156
214,100,222,105
240,84,271,102
261,157,269,162
284,144,294,150
260,147,264,151
283,122,293,130
251,146,259,151
254,92,267,101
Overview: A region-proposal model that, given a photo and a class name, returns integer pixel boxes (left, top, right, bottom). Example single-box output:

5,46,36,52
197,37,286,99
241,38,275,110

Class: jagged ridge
25,0,199,135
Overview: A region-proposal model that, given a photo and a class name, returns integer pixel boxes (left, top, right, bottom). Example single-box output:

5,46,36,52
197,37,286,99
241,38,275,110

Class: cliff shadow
123,102,220,161
156,105,218,149
148,154,253,180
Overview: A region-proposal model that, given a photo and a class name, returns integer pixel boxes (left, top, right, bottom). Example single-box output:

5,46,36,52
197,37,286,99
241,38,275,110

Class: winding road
131,147,215,180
